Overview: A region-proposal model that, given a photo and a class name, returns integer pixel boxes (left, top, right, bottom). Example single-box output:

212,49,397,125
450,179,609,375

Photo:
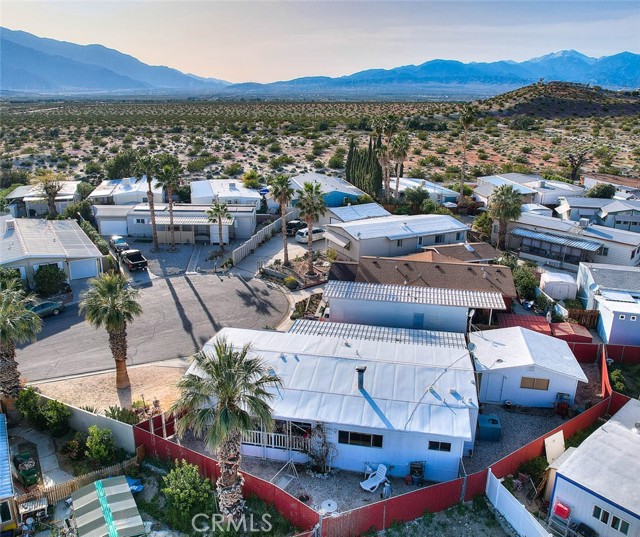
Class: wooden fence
566,309,599,328
15,456,139,505
231,209,299,266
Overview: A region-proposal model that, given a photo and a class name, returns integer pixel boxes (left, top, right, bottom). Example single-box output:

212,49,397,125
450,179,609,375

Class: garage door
99,220,128,236
69,259,99,280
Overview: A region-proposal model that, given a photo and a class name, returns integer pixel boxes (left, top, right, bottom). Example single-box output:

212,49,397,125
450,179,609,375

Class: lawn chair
359,464,387,492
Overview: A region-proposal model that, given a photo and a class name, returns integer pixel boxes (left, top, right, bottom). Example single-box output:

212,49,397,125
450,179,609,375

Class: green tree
459,104,477,181
404,186,430,213
206,202,231,251
85,425,116,464
488,184,522,250
34,170,64,216
162,461,213,532
33,264,66,297
473,211,493,239
390,131,411,200
241,169,261,189
268,175,294,266
376,144,392,204
155,160,182,251
134,152,160,252
171,338,282,521
79,273,143,390
296,181,327,276
77,181,95,200
513,265,537,300
104,149,137,180
585,183,616,199
0,282,42,399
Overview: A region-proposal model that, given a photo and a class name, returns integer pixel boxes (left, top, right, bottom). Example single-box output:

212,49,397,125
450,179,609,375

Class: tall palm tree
268,175,294,266
134,153,160,252
0,281,42,400
296,181,327,276
488,184,523,250
391,131,411,201
206,202,231,251
156,161,182,252
383,115,398,145
171,338,282,521
79,272,143,390
376,144,392,204
459,104,477,182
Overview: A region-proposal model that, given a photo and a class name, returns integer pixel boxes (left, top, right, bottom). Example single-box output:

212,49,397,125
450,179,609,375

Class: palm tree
459,104,477,182
171,338,282,521
376,144,392,204
0,281,42,400
134,153,160,252
296,182,327,277
488,184,523,250
383,115,398,145
156,161,182,251
79,272,143,390
268,175,294,266
391,131,411,201
206,202,231,251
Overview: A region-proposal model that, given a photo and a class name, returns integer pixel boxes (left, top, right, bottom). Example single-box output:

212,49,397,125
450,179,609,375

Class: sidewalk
229,236,314,278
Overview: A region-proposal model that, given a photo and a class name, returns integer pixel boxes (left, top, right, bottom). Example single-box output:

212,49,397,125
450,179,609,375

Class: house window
520,377,550,390
435,234,445,244
610,515,630,534
592,505,610,524
428,441,451,452
0,500,11,523
631,316,637,322
600,247,609,256
338,430,383,448
418,237,423,246
619,315,625,320
456,232,464,241
135,218,146,224
396,239,403,247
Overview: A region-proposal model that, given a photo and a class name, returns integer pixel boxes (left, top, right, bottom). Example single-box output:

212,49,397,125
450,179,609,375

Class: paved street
18,274,288,382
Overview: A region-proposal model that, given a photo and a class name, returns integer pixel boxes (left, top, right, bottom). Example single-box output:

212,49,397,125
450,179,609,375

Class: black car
109,235,130,253
286,220,306,236
120,249,148,271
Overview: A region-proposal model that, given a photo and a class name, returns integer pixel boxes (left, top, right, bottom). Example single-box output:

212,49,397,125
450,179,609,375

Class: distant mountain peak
528,49,596,64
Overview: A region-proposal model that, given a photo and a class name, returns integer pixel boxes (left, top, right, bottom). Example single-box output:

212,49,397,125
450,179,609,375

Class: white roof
325,280,506,309
289,320,467,348
327,214,468,241
557,399,640,516
190,179,262,201
188,328,477,439
521,203,552,213
395,178,460,198
0,217,102,263
290,173,364,198
328,203,391,222
87,179,121,199
477,175,537,195
595,294,640,314
470,327,587,382
92,205,133,218
111,176,162,198
540,271,577,284
14,181,80,202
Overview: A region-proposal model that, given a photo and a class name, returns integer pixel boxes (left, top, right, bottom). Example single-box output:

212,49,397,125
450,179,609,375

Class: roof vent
579,218,589,228
6,219,15,230
356,365,367,390
229,182,236,189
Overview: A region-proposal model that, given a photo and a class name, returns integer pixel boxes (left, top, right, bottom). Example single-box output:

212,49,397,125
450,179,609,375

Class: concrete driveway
18,274,289,382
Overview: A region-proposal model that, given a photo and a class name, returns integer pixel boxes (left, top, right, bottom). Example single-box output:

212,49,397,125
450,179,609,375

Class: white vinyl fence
231,209,299,266
486,468,551,537
37,393,135,453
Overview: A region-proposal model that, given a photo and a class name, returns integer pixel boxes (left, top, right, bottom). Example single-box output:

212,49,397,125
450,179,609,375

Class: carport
155,215,233,245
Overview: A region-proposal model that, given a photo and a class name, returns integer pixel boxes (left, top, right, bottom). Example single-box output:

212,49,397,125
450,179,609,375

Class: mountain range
2,27,639,99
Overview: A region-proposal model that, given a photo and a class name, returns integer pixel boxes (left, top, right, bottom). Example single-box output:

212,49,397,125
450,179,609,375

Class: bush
85,426,116,465
104,406,139,425
41,399,72,436
326,248,338,261
33,264,67,297
513,265,537,300
61,199,92,222
16,387,47,429
284,276,298,290
610,369,627,393
162,460,212,532
518,456,548,481
62,432,88,460
80,221,109,255
585,183,616,199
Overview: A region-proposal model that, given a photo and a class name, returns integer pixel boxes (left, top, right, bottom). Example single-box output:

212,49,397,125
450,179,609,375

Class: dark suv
286,220,306,236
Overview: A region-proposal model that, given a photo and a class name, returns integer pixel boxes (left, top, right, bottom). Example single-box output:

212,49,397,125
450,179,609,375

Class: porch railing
242,430,309,452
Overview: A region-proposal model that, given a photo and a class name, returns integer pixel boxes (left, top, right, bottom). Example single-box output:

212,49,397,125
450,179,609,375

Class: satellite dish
546,311,552,323
468,309,476,319
467,342,477,352
589,283,600,293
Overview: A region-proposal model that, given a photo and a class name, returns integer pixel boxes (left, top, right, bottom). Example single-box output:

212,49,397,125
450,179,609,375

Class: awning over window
511,228,602,252
324,231,350,249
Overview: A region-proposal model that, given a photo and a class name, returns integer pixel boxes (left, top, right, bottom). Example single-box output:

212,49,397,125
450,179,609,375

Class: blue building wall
324,191,360,208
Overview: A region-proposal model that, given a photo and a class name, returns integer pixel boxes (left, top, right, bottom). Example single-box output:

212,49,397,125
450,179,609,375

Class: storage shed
551,322,593,343
540,271,578,301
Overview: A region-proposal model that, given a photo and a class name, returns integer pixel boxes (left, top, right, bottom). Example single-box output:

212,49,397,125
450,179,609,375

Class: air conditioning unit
579,218,590,228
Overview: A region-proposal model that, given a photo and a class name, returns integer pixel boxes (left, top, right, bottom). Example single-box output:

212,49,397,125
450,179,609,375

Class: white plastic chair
359,464,388,492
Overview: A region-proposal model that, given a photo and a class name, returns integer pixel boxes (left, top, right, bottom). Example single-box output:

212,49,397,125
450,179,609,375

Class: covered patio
154,215,234,245
509,227,603,266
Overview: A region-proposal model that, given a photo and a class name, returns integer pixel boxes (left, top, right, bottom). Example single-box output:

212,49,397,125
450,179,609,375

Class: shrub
41,399,72,436
16,387,47,429
284,276,298,290
326,248,338,261
62,432,88,460
518,456,548,481
162,460,212,532
33,264,67,297
80,221,109,255
223,162,243,176
513,265,537,300
104,406,139,425
610,369,627,393
85,426,116,465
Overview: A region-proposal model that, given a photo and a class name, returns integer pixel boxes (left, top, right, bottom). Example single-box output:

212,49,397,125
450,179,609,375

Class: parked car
27,300,65,317
109,235,130,253
120,249,148,271
295,227,325,243
286,220,307,236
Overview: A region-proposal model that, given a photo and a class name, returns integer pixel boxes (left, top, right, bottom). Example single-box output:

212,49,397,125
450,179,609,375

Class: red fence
566,342,600,363
605,344,640,365
601,345,612,398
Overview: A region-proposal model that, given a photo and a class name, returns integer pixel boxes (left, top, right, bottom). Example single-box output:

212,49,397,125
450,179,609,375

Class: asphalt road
18,274,289,382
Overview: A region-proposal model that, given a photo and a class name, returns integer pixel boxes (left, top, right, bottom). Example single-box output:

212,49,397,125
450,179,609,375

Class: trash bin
410,462,424,485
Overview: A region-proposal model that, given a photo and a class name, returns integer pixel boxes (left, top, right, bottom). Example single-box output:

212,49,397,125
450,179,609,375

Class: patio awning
323,231,350,249
154,215,233,226
511,227,602,251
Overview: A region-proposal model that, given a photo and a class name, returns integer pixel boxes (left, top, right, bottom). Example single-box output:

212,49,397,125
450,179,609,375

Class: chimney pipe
356,365,367,390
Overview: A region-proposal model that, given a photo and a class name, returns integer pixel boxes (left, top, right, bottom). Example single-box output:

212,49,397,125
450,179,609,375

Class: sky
3,1,639,83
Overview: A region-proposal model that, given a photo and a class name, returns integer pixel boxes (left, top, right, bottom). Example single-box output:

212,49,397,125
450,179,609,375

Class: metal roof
327,214,468,241
191,328,477,439
582,263,640,293
190,179,262,201
0,415,13,500
557,399,640,517
154,215,232,225
0,217,102,264
290,172,365,198
289,319,467,348
111,176,162,197
396,178,460,197
87,179,121,199
511,227,603,251
470,327,587,382
477,176,537,195
323,230,350,249
325,280,505,309
328,203,390,222
72,476,145,537
9,181,80,201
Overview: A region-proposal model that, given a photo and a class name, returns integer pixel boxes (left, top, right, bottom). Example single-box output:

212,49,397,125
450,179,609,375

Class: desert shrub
76,181,95,199
223,162,243,176
85,426,116,465
610,369,627,393
585,183,616,199
162,460,212,532
41,399,72,436
284,276,298,290
104,406,139,425
326,248,338,261
518,456,548,481
62,432,88,460
16,387,47,429
33,264,67,297
61,199,92,222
